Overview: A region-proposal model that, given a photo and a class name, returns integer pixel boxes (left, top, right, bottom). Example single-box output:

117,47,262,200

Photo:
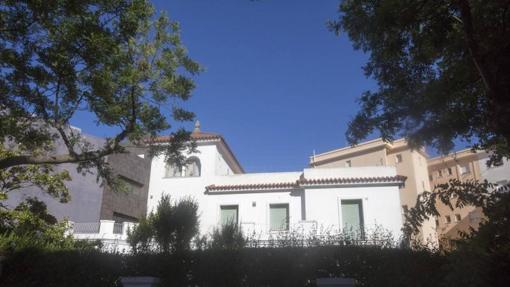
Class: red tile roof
205,175,406,193
298,175,407,185
147,131,245,173
149,131,222,143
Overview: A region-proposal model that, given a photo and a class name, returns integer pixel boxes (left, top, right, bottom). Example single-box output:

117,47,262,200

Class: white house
145,122,406,240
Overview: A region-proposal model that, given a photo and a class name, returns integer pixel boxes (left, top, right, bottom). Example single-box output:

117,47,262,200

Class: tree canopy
331,0,510,163
0,0,200,200
332,1,510,260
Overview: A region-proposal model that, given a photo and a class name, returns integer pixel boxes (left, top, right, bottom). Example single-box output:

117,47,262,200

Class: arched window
164,163,182,178
184,157,201,177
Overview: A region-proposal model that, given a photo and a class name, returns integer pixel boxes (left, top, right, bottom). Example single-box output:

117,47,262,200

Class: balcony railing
73,222,100,233
113,223,124,234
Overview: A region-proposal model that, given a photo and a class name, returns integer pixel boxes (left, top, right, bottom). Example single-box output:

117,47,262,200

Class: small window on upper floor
435,219,440,228
437,170,443,178
445,215,452,224
345,160,352,168
164,163,182,178
459,164,471,175
455,214,461,222
395,154,403,164
164,156,201,178
447,167,453,176
185,157,201,177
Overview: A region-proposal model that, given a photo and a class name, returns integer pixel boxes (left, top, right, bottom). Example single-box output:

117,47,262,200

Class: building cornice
205,175,406,193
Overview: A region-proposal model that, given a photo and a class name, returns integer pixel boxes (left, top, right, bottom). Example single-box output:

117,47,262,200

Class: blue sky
72,0,381,172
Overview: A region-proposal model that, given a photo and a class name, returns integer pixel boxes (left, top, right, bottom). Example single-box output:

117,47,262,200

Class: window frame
219,205,239,226
459,164,471,175
340,199,365,237
184,156,201,177
269,203,290,232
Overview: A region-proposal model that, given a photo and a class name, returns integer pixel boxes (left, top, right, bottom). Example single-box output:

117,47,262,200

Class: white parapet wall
72,220,136,253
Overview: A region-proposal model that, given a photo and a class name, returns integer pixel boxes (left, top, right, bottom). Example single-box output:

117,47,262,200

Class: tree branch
456,0,495,95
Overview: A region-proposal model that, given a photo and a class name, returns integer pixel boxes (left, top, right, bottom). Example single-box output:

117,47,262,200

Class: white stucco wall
304,185,402,238
146,143,404,240
478,156,510,185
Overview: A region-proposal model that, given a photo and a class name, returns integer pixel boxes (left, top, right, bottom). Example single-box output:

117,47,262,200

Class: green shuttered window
270,204,289,231
341,199,364,234
220,205,238,225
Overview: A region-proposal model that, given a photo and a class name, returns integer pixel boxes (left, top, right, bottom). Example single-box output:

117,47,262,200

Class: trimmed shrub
0,246,445,287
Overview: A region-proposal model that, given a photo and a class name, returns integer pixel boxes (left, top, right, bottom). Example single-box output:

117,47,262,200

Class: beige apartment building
310,138,438,244
427,149,486,249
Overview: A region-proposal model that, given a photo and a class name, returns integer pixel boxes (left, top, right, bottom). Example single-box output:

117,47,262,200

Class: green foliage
0,0,200,197
441,189,510,286
331,0,510,163
0,246,445,287
0,198,77,253
0,147,71,202
127,195,199,253
403,179,495,237
210,222,246,250
333,2,510,282
127,217,153,254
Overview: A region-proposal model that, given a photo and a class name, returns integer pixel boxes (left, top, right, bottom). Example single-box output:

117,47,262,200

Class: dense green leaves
0,246,445,287
332,0,510,163
128,195,199,254
0,198,78,253
0,0,200,199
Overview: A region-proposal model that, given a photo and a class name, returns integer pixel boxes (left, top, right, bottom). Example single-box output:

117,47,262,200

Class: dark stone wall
99,147,151,222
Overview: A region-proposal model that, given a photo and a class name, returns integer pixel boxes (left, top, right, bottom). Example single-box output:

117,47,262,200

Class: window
447,167,453,176
459,164,470,175
345,160,352,167
395,154,403,164
118,177,141,193
445,215,452,224
341,199,364,235
435,219,440,228
184,157,201,177
437,170,443,178
164,163,182,178
220,205,238,225
270,204,289,231
164,157,201,178
402,205,409,214
455,214,461,222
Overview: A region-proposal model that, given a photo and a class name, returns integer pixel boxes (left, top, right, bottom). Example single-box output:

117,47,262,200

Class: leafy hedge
0,246,445,287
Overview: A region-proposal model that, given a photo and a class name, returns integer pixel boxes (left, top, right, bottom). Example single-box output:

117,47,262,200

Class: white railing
71,220,138,253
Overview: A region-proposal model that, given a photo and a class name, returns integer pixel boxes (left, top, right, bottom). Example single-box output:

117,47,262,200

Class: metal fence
73,222,100,233
113,223,124,234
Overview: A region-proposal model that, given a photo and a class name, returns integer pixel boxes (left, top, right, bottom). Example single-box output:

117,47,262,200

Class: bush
210,222,245,250
127,195,199,254
0,246,445,287
0,198,82,254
